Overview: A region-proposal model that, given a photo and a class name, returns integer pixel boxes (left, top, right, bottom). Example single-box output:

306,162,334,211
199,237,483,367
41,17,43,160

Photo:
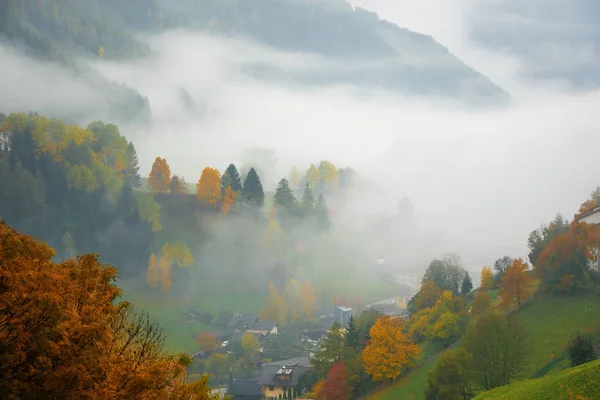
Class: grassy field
474,360,600,400
512,294,600,378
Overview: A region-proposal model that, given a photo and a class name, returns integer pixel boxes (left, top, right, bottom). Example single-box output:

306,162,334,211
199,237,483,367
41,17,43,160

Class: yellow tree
470,291,492,318
480,266,494,290
363,316,420,381
261,215,286,250
196,167,221,208
290,165,301,189
159,256,171,293
318,160,340,192
500,258,533,308
146,253,158,288
260,282,286,325
98,47,105,57
305,164,320,187
221,186,237,215
161,242,194,268
241,333,261,364
148,157,171,194
299,279,318,321
282,278,301,325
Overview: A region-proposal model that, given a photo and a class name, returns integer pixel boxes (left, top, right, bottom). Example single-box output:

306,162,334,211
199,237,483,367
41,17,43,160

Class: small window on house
269,385,274,391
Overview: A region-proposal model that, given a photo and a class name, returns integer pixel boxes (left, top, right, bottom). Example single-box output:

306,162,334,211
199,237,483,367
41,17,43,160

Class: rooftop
258,365,310,388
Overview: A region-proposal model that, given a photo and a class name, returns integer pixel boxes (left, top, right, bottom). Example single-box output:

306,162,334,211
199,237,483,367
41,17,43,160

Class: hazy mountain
157,0,508,103
469,0,599,89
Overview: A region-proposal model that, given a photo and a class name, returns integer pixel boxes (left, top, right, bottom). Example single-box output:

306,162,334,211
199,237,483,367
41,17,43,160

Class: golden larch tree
480,266,494,290
260,282,286,325
500,258,533,308
221,186,237,215
159,256,171,293
148,157,171,194
362,316,420,381
299,279,318,321
196,167,221,208
146,253,159,287
98,46,105,57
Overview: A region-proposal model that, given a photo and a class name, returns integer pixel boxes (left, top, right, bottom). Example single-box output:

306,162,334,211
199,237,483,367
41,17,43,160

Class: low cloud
1,18,599,276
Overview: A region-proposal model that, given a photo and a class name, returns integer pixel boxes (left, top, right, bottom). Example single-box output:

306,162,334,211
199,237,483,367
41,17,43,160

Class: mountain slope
157,0,508,103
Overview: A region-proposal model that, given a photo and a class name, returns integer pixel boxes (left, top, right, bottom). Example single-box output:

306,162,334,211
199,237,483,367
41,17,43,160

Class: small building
229,314,257,329
334,306,352,327
247,320,278,336
258,363,310,400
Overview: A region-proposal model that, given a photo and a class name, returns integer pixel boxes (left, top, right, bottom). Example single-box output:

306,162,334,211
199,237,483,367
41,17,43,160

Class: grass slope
370,294,600,400
474,360,600,400
512,295,600,377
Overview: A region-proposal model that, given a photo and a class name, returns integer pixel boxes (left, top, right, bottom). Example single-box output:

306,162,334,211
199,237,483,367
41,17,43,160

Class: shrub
201,312,214,324
567,331,597,367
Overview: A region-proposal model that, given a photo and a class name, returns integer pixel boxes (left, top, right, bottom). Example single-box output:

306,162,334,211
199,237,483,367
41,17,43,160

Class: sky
0,1,599,276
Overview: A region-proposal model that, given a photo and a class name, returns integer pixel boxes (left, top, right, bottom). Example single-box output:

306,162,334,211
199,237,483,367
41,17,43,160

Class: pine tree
224,163,242,193
461,272,473,295
273,178,296,211
345,315,360,349
242,167,265,209
315,193,330,231
301,183,315,217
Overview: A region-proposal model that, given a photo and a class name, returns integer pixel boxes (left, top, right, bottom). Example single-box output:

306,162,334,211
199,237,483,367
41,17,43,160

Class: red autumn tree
536,221,600,293
148,157,171,194
499,258,534,308
323,361,352,400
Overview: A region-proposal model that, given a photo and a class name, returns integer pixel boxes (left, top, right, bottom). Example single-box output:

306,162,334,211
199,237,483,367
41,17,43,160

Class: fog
1,1,599,279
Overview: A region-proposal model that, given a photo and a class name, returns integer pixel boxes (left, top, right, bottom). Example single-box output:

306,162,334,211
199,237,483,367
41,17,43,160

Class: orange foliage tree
362,316,420,381
0,221,218,399
536,221,600,293
415,281,442,311
323,360,352,400
500,258,534,308
148,157,171,194
196,332,217,352
313,379,326,400
147,253,159,287
221,186,237,215
480,266,494,290
196,167,221,208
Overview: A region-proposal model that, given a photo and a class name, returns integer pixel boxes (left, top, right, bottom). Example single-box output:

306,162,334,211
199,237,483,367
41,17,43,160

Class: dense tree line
0,112,156,277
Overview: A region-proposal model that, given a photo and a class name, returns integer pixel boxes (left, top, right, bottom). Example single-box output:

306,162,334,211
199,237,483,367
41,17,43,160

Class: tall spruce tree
273,178,297,212
224,163,242,193
345,315,360,349
241,167,265,208
461,272,473,296
301,183,315,217
315,193,330,231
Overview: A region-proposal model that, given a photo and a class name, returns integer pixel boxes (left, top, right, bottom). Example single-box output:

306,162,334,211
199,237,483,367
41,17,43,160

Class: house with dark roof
259,364,310,400
229,314,257,329
247,319,278,336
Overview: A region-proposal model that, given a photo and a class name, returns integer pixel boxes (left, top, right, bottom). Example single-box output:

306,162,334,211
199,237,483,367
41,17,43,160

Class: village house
229,358,311,400
576,206,600,272
227,314,279,347
333,306,352,326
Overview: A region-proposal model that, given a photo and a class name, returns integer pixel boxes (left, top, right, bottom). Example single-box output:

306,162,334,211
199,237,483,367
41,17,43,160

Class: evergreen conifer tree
242,168,265,208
